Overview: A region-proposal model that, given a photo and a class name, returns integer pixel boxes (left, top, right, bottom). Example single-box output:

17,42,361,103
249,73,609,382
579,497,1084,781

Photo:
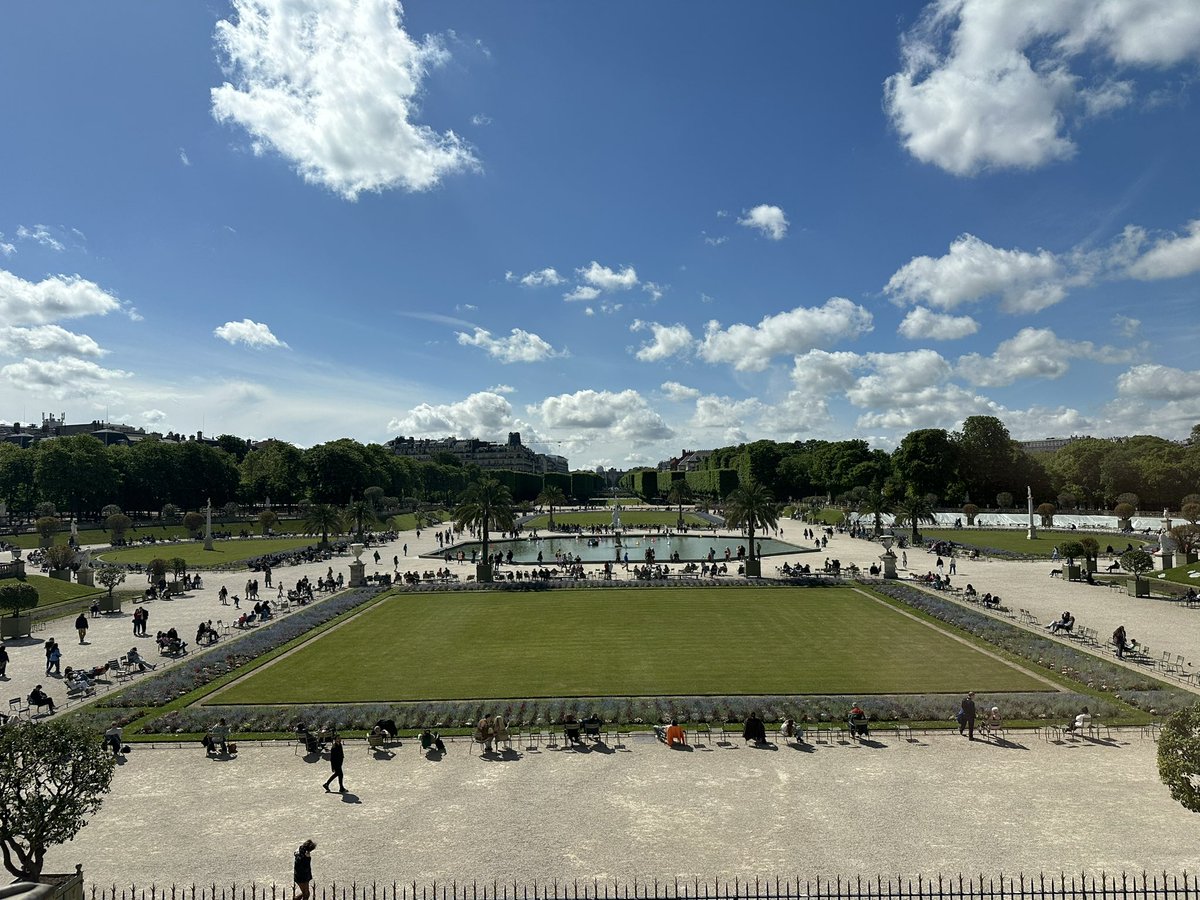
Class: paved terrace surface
46,731,1194,885
5,521,1199,717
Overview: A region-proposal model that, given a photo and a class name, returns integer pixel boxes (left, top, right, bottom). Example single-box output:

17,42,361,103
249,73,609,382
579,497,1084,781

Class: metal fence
87,873,1200,900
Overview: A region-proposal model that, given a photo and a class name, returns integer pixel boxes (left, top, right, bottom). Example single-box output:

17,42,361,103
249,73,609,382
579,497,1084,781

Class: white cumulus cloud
0,270,125,324
211,0,477,199
898,306,980,340
956,327,1132,387
698,298,873,372
455,327,566,363
142,409,169,427
0,325,105,358
885,0,1200,176
506,267,564,287
578,261,638,291
660,381,700,403
388,390,518,440
630,320,694,362
1,357,131,396
1116,364,1200,401
1126,219,1200,280
533,389,672,443
885,233,1066,313
563,285,600,303
738,204,789,240
213,319,289,349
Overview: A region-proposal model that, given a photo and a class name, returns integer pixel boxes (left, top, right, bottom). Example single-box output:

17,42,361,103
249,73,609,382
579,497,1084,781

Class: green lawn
9,574,104,610
1155,558,1200,587
920,528,1147,557
524,510,710,529
216,586,1049,704
96,536,319,567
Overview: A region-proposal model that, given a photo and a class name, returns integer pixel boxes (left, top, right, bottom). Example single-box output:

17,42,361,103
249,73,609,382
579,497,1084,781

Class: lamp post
204,498,213,551
1026,486,1037,541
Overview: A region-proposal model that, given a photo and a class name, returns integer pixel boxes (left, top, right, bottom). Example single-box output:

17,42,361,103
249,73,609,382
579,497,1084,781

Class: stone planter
1085,559,1097,573
49,568,71,582
745,558,762,578
1127,579,1150,597
99,594,121,613
476,562,493,583
1117,517,1132,531
1188,551,1199,565
1,613,32,639
1065,564,1082,581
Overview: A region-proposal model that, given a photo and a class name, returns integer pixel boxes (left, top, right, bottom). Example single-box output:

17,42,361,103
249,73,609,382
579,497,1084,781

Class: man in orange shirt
655,718,688,747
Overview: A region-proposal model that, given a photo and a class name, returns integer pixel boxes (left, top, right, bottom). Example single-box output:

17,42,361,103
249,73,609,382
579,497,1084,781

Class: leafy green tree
238,439,304,505
961,503,979,525
1079,536,1100,568
1114,502,1135,527
1182,502,1200,525
101,503,122,519
536,485,568,529
955,416,1018,506
182,511,205,537
221,501,240,523
33,434,117,516
0,719,117,878
1057,540,1086,565
0,443,36,520
303,503,345,550
1170,524,1200,559
106,513,133,543
1120,548,1154,586
454,478,516,583
894,491,935,544
95,567,125,598
170,557,187,582
0,581,37,619
258,509,279,535
665,480,694,529
34,502,57,518
1036,502,1056,528
44,544,75,572
363,485,386,509
996,491,1014,509
215,433,251,462
723,481,779,577
891,429,958,501
160,503,181,524
303,439,371,504
34,516,59,546
147,558,168,582
1158,704,1200,813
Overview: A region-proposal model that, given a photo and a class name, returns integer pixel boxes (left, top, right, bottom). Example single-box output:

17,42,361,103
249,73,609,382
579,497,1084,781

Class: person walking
75,611,89,644
45,639,61,676
323,735,345,792
293,839,316,900
960,691,977,740
0,641,9,678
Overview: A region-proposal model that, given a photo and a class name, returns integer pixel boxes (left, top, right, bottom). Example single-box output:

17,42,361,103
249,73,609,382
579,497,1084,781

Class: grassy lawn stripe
523,510,711,529
96,536,320,568
213,586,1050,704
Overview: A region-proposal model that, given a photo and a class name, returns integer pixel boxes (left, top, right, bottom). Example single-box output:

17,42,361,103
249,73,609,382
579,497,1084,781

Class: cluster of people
1047,610,1076,634
779,562,814,576
155,628,188,655
1112,624,1138,659
399,568,458,584
472,713,511,753
196,620,220,645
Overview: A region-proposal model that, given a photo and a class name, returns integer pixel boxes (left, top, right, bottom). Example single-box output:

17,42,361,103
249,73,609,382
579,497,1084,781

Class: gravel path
44,731,1193,885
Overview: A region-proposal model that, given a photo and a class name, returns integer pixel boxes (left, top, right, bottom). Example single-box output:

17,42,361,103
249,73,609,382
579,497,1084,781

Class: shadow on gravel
340,792,362,804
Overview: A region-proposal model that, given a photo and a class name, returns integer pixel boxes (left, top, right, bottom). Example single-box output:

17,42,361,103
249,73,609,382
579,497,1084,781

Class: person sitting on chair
474,714,495,753
562,713,583,745
779,717,802,742
848,704,870,739
492,714,510,748
582,712,603,741
420,728,447,754
654,718,688,747
1064,706,1091,733
127,647,156,671
28,684,56,715
742,711,767,744
1047,611,1074,634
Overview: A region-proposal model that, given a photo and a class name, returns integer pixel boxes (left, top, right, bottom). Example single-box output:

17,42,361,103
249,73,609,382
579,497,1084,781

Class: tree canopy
0,720,116,878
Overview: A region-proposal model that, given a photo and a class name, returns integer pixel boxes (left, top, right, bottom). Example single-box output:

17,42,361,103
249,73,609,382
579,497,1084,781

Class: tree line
0,434,606,521
623,415,1200,512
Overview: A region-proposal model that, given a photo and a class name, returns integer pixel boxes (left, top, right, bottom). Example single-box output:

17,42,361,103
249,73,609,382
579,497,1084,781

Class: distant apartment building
0,412,152,447
657,448,714,472
1018,436,1087,454
388,431,569,474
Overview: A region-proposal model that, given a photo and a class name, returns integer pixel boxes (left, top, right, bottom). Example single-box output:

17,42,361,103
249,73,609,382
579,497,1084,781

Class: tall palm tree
454,477,516,582
303,503,345,550
344,497,380,541
535,486,568,530
723,481,779,577
666,480,694,529
857,488,893,538
894,491,936,545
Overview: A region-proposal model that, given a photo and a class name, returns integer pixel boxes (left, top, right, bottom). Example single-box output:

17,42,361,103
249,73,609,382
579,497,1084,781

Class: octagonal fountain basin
426,533,806,564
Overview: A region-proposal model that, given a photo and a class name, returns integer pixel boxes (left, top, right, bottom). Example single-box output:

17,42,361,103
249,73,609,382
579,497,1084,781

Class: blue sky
2,0,1199,469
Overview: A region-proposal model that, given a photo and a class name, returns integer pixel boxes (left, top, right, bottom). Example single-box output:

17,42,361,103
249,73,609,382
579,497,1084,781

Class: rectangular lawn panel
524,510,709,529
97,536,319,567
216,586,1048,703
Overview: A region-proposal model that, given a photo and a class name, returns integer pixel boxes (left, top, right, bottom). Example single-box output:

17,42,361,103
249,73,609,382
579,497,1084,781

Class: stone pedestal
1159,552,1175,571
1,614,32,639
881,551,897,579
99,594,121,613
349,560,366,587
76,568,95,587
204,535,213,551
50,568,71,582
745,558,761,578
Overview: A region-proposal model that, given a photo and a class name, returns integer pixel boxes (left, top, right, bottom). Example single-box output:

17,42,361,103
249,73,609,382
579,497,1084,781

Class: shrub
182,512,204,537
0,582,38,617
44,544,76,571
